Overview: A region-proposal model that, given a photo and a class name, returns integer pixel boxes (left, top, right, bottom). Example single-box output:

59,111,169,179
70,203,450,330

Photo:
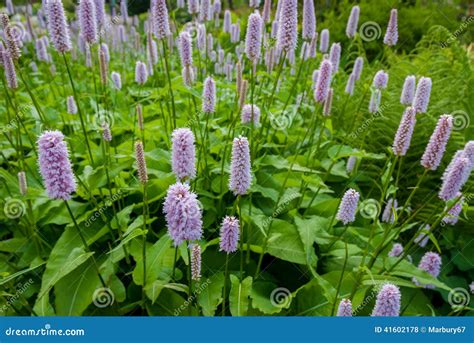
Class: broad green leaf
197,273,225,316
292,279,331,316
229,275,252,316
250,281,290,314
131,234,172,286
266,220,315,265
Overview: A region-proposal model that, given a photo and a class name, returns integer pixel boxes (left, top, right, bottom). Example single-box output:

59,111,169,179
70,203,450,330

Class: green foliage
0,1,472,318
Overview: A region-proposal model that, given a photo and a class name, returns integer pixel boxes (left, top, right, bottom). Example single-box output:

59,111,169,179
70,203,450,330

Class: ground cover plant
0,0,473,317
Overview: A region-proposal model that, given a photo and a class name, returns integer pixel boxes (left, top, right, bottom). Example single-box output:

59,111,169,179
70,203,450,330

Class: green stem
62,53,95,165
64,201,106,288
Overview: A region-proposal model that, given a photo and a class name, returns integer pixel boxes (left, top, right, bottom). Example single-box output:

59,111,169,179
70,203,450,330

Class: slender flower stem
62,53,95,165
161,40,177,129
64,201,106,288
186,241,193,315
142,182,148,303
349,155,398,299
171,247,178,281
222,253,230,316
331,239,348,316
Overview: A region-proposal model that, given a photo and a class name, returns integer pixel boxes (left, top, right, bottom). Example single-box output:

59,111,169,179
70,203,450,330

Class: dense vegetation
0,0,473,317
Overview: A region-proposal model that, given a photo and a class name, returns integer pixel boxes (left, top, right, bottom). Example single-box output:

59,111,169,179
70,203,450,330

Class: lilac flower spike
37,130,76,200
229,136,252,196
329,43,341,73
134,141,148,184
413,77,432,113
163,182,203,246
388,243,403,257
101,122,112,142
179,31,193,67
314,59,332,103
219,216,240,253
381,198,398,224
346,156,357,173
368,89,381,114
400,75,416,105
202,76,216,113
414,225,431,248
245,12,263,62
171,128,196,181
135,61,148,84
392,107,416,157
262,0,272,23
95,0,106,28
199,0,211,22
47,0,72,53
276,0,298,53
336,299,352,317
353,57,364,80
336,188,360,225
373,70,389,89
151,0,171,40
421,115,453,170
111,71,122,90
319,29,329,53
442,193,463,225
223,10,232,33
18,171,28,196
187,0,199,15
383,9,398,46
345,73,356,96
302,0,316,41
241,104,261,125
463,141,474,167
439,157,470,201
413,252,442,289
191,244,201,281
371,283,401,317
67,96,77,114
79,0,98,44
2,52,17,89
323,88,333,116
346,6,360,38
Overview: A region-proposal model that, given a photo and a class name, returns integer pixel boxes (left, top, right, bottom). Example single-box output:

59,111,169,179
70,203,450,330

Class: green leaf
0,262,45,286
197,273,225,316
266,219,315,265
0,238,27,252
54,258,103,316
292,279,331,316
229,275,252,316
250,281,290,314
33,222,104,315
131,234,172,286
